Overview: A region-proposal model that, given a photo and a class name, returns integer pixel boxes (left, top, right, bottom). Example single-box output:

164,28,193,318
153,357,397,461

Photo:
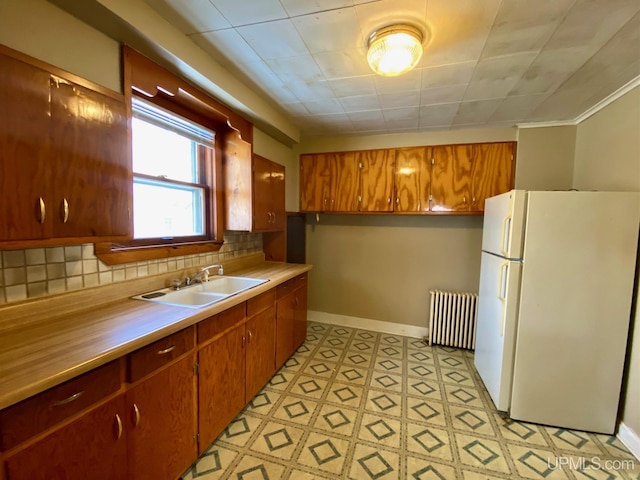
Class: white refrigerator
474,190,640,434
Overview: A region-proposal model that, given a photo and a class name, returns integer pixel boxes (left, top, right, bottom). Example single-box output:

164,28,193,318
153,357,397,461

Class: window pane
133,178,204,239
132,118,198,183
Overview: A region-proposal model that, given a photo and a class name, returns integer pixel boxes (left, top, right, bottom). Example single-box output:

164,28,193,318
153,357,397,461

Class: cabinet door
358,149,395,212
300,154,331,212
469,142,515,212
0,54,51,241
253,155,274,231
430,144,473,212
198,324,246,450
270,161,286,230
275,293,296,370
329,152,359,212
245,305,276,402
49,76,131,239
127,355,197,480
4,396,127,480
292,285,308,352
394,147,431,213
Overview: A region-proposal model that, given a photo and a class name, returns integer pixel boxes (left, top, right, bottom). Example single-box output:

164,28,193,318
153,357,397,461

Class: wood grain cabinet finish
300,153,358,212
4,395,128,480
0,46,131,245
300,142,515,214
224,147,286,233
126,354,197,480
128,327,195,383
276,274,308,369
357,149,395,212
394,147,431,213
245,304,277,402
198,321,246,451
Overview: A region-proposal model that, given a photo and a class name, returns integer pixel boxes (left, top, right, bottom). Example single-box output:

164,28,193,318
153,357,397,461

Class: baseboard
617,422,640,461
308,310,429,339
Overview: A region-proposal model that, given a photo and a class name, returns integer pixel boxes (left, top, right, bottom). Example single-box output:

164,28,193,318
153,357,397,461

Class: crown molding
517,75,640,131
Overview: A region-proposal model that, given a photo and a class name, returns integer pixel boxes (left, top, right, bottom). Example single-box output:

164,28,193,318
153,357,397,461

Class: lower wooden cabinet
4,396,128,480
126,354,198,480
198,321,246,450
276,274,308,369
245,304,277,402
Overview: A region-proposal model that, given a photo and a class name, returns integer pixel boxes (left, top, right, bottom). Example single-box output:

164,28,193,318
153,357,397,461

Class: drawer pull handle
133,403,140,427
157,345,176,355
115,413,123,440
52,390,84,407
38,197,46,224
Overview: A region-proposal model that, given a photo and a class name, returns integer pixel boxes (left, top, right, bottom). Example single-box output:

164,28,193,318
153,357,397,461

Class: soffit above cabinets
145,0,640,137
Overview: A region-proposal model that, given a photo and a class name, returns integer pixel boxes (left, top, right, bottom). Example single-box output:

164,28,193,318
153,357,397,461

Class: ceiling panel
144,0,640,137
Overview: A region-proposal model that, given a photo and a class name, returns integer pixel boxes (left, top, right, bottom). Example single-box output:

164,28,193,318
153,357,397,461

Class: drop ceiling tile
382,106,420,129
379,91,421,109
348,109,385,125
237,20,308,60
452,98,503,124
209,0,287,26
313,49,372,79
420,84,467,106
293,7,362,53
480,0,575,58
190,29,263,66
237,61,300,104
464,52,537,101
280,0,354,18
287,80,336,102
281,102,311,116
265,55,324,83
339,94,381,112
373,69,422,94
303,97,346,115
418,103,458,127
422,0,502,67
420,61,476,89
145,0,230,34
544,0,640,51
329,76,377,97
489,94,548,122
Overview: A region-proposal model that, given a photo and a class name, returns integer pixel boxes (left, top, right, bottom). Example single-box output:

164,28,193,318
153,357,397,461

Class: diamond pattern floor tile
182,322,637,480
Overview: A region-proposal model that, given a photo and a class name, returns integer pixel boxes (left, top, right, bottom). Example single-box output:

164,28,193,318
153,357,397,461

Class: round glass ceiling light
367,25,424,77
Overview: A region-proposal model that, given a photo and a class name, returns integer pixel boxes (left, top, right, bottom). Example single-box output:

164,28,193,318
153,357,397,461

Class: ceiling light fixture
367,24,424,77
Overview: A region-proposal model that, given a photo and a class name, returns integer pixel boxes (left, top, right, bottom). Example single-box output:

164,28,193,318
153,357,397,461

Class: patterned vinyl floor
181,322,638,480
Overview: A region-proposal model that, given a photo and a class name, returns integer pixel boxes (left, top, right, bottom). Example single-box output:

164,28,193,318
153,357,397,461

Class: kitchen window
131,99,211,241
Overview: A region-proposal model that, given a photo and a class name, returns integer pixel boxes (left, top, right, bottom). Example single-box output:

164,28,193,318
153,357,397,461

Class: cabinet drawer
247,289,276,317
128,327,195,383
0,360,121,450
198,303,246,344
276,273,308,299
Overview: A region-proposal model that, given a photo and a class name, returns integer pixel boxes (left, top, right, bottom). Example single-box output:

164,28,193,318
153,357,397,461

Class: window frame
95,46,252,265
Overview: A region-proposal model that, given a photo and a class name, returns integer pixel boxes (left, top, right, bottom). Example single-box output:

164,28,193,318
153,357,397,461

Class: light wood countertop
0,259,312,410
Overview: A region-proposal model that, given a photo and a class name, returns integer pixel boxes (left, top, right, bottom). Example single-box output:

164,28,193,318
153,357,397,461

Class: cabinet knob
62,198,69,223
133,403,140,427
37,197,46,224
114,413,123,440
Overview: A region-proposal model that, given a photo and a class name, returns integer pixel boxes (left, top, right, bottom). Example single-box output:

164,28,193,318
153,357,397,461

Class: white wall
572,86,640,452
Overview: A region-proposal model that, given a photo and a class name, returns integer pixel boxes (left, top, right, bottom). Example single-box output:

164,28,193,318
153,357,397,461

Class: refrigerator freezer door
482,190,526,259
510,191,640,433
474,251,522,412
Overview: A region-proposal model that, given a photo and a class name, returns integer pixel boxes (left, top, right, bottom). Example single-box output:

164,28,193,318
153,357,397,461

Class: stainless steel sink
132,276,268,308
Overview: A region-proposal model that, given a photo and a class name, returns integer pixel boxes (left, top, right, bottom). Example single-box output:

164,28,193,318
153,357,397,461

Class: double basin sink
132,276,268,308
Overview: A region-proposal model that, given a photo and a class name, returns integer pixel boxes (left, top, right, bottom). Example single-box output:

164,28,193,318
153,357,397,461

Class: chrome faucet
187,264,224,285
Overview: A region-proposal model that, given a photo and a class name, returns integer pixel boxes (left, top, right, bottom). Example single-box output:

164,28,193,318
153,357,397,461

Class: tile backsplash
0,231,262,305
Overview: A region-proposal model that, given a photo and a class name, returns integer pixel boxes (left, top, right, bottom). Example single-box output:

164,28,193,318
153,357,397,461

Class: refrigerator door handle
500,215,512,257
497,261,508,336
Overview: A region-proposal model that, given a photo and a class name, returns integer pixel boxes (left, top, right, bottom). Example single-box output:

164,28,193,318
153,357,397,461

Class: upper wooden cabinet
358,149,395,212
299,142,515,214
224,144,286,232
0,46,131,246
394,147,431,213
299,153,359,212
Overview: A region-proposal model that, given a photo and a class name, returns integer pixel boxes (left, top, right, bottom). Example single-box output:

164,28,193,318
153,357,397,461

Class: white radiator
428,290,478,350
